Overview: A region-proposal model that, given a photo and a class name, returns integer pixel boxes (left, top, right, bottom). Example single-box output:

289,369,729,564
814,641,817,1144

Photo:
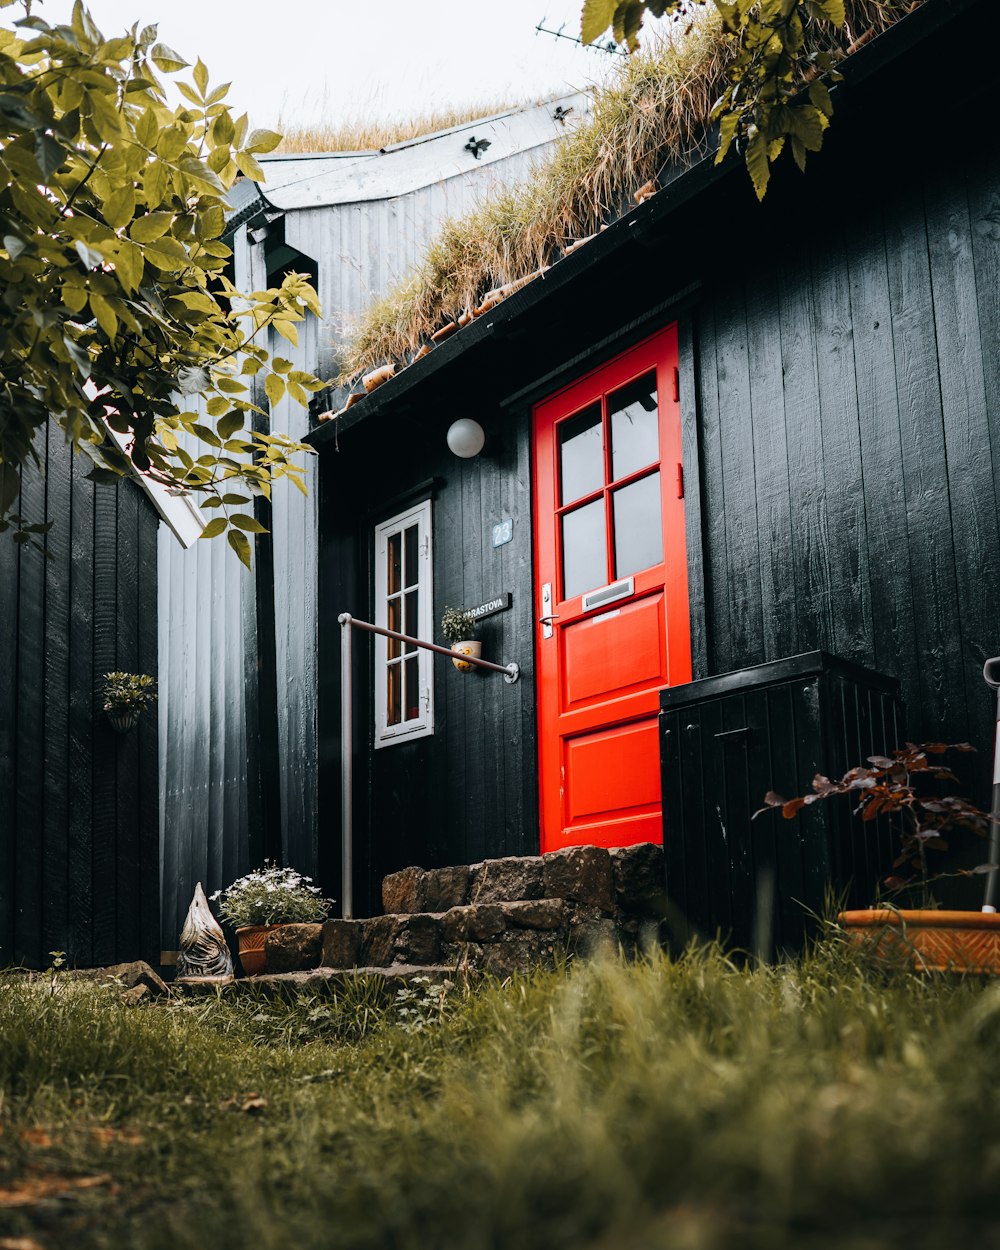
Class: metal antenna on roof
534,16,627,55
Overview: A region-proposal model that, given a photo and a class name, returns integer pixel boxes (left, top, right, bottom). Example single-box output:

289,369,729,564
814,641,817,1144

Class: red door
533,325,691,852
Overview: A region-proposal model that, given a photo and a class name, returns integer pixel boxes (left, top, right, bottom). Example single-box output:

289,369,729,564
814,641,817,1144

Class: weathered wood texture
0,427,159,969
692,121,1000,779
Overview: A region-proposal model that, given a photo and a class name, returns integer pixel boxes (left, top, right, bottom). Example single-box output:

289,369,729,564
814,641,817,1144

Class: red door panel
533,325,691,853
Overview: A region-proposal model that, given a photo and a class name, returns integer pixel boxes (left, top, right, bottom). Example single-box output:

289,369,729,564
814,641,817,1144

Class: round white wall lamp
446,418,486,459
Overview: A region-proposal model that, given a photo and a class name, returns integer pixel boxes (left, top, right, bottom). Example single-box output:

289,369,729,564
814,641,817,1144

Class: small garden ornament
211,864,332,975
441,606,480,672
175,882,233,983
759,742,1000,973
101,671,156,733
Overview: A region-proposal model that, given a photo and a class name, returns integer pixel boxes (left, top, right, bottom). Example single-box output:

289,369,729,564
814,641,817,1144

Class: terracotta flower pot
236,923,284,976
839,908,1000,975
451,640,481,672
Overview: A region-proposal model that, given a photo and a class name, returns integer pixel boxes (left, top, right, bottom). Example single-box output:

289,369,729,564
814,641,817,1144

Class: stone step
253,844,668,979
382,843,666,916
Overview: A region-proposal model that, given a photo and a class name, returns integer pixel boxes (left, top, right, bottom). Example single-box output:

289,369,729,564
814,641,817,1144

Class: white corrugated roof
254,92,590,210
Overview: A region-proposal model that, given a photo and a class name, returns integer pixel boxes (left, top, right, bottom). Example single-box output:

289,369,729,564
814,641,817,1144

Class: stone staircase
259,843,668,984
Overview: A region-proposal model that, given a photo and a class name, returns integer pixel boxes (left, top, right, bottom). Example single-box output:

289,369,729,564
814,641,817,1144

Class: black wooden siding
319,401,537,915
690,119,1000,786
0,424,159,969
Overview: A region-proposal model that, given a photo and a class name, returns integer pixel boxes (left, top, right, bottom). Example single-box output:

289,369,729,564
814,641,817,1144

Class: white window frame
373,499,434,747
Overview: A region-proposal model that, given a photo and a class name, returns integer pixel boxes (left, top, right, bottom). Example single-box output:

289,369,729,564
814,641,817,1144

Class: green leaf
271,357,293,374
227,527,252,568
193,58,209,96
210,111,234,147
229,512,267,534
191,423,221,447
264,373,286,408
581,0,617,44
234,150,265,182
200,516,227,539
745,131,770,201
34,133,66,180
104,184,135,230
217,411,244,439
89,292,118,338
150,42,189,72
715,110,739,164
130,212,173,243
808,79,834,119
272,319,298,347
246,128,281,154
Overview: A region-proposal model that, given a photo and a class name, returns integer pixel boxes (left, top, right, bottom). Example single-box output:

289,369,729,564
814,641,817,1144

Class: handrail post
338,613,353,920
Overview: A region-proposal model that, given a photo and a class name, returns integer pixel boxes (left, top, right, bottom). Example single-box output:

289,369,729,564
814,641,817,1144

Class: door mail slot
582,576,634,613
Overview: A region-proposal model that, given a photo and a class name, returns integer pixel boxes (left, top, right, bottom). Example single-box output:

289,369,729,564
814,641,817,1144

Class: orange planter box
839,909,1000,975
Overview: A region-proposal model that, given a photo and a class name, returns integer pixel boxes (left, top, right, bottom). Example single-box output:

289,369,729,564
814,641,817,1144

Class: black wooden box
659,651,903,958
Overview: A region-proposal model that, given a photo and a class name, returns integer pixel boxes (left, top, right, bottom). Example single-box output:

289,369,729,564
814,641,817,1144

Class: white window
373,499,434,747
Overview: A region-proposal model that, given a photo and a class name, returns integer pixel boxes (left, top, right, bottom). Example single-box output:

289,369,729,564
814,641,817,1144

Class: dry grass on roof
275,97,537,155
339,0,914,385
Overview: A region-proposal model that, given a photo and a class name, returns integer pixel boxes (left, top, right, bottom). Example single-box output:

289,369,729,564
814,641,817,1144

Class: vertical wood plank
67,453,95,966
114,479,141,958
777,255,833,654
14,441,46,965
678,318,709,679
91,483,119,965
715,288,764,668
811,233,873,665
0,464,20,964
42,424,71,959
136,499,159,964
926,145,999,752
695,305,732,674
847,202,921,716
884,180,966,740
745,266,798,664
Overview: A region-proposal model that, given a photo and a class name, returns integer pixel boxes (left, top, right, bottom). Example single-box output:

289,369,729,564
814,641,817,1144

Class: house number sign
467,592,511,621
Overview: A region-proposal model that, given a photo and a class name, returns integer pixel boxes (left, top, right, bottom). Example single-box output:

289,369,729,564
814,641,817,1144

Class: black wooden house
311,0,1000,928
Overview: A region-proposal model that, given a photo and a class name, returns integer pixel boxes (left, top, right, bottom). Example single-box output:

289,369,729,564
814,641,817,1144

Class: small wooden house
309,0,1000,921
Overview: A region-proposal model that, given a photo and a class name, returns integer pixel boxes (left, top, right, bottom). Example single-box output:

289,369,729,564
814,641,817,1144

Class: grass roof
275,97,536,156
337,0,914,387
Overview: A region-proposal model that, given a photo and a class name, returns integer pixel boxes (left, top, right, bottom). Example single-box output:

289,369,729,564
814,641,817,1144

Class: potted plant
441,606,480,672
759,742,1000,973
211,863,333,975
101,671,156,733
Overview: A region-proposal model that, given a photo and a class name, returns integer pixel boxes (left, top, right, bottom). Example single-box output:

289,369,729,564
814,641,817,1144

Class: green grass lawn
3,938,1000,1250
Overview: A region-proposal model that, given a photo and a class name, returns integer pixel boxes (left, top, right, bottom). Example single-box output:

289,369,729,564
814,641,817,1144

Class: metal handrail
337,612,521,919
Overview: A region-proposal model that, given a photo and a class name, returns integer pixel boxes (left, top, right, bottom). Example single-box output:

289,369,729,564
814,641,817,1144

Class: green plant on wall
441,606,477,645
0,1,327,565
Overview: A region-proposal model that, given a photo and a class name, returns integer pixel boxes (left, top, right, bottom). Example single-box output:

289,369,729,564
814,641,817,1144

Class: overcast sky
36,0,622,132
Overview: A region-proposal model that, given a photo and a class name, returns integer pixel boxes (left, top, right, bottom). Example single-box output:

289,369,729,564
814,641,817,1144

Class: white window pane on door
562,498,606,600
559,403,603,504
609,372,659,482
613,471,663,578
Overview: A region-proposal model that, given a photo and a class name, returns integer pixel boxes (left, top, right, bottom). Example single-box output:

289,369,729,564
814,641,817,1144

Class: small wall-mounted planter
839,908,1000,975
451,640,482,673
106,709,140,734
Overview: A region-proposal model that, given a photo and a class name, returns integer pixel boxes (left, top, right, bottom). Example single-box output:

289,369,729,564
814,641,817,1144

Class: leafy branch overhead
0,1,327,565
582,0,854,199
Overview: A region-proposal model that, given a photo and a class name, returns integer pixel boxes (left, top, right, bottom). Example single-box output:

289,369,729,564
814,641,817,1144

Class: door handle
540,582,556,639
